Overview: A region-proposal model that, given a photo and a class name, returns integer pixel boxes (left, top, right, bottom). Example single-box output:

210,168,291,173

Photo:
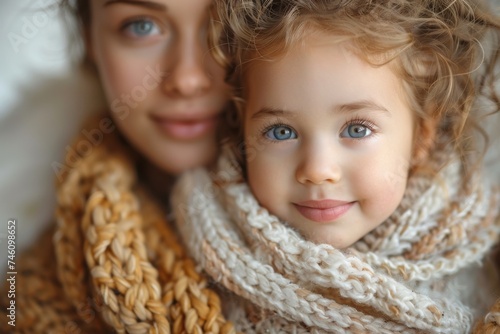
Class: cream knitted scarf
172,144,500,333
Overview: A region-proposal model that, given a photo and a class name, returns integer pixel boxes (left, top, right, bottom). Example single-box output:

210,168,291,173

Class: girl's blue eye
124,19,160,37
265,125,297,141
341,124,372,138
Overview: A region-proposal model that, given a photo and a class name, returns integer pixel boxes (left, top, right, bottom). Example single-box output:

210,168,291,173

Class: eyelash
259,118,295,139
120,16,162,39
342,117,377,136
259,117,377,141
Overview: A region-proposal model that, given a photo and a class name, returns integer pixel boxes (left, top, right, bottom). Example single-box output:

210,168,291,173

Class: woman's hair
58,0,92,68
216,0,500,178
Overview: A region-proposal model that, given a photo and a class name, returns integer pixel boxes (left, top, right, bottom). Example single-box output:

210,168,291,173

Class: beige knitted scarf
1,112,237,334
172,143,500,333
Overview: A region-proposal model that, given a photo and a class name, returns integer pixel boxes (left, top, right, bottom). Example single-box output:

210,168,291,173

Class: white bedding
0,0,104,275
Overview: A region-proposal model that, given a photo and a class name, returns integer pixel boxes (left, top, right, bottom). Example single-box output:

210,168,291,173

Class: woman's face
89,0,229,174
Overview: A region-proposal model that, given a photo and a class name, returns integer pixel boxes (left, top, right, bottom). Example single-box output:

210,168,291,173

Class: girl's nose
162,39,211,97
295,147,342,185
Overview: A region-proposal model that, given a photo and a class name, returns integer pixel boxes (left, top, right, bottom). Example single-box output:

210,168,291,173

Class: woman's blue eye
265,125,297,141
341,124,372,138
124,20,159,37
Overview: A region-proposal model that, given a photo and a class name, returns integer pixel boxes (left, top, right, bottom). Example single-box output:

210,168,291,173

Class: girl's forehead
243,27,364,67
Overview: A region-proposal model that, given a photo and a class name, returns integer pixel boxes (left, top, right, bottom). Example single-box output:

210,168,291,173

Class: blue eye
265,125,297,141
124,19,160,37
341,124,372,138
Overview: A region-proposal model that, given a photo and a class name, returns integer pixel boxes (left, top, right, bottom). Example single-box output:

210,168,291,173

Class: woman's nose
162,38,212,97
295,146,342,185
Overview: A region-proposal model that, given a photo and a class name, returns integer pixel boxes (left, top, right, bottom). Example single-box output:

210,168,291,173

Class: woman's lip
293,200,355,223
151,115,218,141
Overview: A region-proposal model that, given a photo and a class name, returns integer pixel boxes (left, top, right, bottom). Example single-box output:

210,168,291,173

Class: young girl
0,0,237,333
172,0,500,332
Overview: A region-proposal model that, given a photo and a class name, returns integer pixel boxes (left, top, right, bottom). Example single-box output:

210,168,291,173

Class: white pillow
0,0,104,277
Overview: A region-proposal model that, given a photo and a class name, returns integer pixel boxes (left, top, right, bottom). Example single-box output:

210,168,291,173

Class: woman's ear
412,116,438,168
83,25,95,64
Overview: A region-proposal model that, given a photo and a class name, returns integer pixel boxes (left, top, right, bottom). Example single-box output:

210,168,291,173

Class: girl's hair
215,0,500,178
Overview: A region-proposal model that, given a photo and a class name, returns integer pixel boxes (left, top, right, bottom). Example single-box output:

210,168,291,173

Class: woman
0,0,235,333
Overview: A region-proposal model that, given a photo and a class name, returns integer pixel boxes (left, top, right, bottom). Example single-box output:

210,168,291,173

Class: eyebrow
104,0,167,11
337,100,390,115
251,107,290,120
251,100,390,120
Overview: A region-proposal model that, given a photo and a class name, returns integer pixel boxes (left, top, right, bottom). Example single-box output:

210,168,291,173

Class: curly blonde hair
215,0,500,180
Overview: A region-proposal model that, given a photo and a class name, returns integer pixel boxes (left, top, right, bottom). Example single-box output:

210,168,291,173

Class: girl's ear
412,116,438,168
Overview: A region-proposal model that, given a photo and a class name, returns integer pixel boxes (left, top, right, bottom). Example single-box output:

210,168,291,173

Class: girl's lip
293,200,355,223
151,115,219,141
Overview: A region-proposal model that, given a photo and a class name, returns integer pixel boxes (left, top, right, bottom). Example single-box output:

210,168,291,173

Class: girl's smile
293,200,355,223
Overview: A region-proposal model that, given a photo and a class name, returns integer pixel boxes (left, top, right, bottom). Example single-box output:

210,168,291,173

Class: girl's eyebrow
251,100,390,120
337,100,391,116
104,0,167,11
251,107,290,120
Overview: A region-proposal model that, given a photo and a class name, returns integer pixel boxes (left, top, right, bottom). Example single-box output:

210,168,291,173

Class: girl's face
90,0,229,174
244,32,415,248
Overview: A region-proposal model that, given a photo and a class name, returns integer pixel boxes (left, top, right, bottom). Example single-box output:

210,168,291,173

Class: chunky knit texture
172,144,500,333
0,113,236,334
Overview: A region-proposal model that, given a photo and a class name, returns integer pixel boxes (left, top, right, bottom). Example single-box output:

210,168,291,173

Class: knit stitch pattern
0,112,237,334
172,144,500,333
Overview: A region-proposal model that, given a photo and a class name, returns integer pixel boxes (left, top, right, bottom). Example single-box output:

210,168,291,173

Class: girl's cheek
384,160,410,191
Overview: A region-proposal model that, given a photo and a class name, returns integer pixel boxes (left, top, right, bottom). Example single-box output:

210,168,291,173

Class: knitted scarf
172,143,500,333
0,112,236,334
